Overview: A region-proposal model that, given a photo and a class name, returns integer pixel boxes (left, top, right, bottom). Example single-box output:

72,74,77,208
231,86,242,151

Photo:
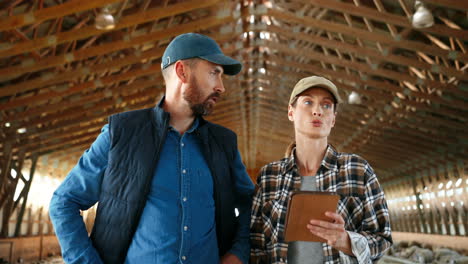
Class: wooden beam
0,64,161,111
0,143,13,195
4,77,160,125
14,154,37,237
0,33,240,98
0,46,164,98
0,0,222,59
266,40,468,107
0,0,123,31
16,89,160,150
305,0,468,41
266,25,467,81
423,0,468,11
267,8,468,63
0,14,237,79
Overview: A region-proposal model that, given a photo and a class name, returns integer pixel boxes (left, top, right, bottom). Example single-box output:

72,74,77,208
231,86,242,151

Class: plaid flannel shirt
250,145,392,263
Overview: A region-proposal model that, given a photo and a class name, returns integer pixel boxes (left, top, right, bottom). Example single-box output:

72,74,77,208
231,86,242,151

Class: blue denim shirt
49,119,254,264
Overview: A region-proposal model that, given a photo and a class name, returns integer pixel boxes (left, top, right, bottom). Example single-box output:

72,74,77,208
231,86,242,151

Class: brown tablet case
284,191,340,242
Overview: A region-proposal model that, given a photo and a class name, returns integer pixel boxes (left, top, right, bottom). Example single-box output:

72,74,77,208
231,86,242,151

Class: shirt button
184,226,188,231
182,169,186,174
181,142,185,147
183,197,187,202
182,256,186,261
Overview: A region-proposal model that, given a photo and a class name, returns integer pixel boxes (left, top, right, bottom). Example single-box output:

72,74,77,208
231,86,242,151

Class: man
250,76,392,263
49,33,255,264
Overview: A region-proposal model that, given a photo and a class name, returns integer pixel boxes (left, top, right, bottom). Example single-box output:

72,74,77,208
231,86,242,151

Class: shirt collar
186,117,199,133
321,144,339,171
284,149,297,173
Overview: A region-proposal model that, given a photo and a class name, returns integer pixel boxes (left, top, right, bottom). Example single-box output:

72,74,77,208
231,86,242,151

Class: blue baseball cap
161,33,242,75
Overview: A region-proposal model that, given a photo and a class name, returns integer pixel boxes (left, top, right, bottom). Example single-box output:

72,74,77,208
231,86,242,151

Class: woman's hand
307,211,353,256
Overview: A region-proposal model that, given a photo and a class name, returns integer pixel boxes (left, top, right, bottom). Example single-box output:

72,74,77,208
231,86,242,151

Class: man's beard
183,76,220,116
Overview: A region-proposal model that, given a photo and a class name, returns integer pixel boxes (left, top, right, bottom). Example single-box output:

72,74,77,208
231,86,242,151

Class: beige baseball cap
289,76,343,105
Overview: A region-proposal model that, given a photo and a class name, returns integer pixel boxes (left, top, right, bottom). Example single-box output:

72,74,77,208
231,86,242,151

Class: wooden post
0,142,13,198
14,154,38,237
0,150,24,237
38,207,44,236
412,177,427,233
26,207,33,236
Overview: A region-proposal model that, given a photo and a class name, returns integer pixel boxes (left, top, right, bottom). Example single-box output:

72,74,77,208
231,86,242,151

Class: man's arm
49,125,110,264
223,150,255,264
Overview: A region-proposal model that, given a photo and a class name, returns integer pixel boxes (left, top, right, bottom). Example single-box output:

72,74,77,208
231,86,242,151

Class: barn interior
0,0,467,263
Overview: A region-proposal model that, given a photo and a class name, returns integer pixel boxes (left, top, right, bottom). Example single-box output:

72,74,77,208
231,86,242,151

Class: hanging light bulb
348,91,362,105
95,7,115,30
412,1,434,29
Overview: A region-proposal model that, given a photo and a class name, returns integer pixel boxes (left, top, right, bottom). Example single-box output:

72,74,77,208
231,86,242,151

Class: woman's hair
284,141,296,158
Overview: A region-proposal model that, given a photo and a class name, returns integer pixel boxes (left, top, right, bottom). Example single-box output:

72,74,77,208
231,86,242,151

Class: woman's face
288,87,336,140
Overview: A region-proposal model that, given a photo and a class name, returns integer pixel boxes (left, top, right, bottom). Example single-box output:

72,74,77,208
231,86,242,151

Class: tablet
284,191,340,242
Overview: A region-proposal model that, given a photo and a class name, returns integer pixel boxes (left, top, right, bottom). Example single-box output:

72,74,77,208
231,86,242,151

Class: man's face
288,87,336,139
183,60,225,116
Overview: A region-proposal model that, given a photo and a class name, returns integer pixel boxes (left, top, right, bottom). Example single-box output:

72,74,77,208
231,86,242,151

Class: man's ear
174,61,188,83
288,105,294,121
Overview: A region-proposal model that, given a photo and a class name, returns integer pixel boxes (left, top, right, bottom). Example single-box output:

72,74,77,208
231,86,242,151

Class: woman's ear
288,105,294,121
174,61,188,83
331,112,336,128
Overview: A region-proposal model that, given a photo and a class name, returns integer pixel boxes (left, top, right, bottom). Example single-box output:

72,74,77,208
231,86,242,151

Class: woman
250,76,392,264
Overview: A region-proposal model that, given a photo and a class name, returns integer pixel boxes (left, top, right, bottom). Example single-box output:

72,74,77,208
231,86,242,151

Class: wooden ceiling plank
0,64,161,111
340,8,379,69
1,33,240,97
267,8,468,63
0,14,237,80
10,29,41,60
424,33,450,50
423,0,468,11
27,122,107,153
267,41,468,109
8,90,161,143
268,25,466,80
372,0,398,36
0,0,222,59
337,128,455,162
398,0,413,19
22,127,101,150
0,0,123,31
338,116,460,152
13,87,159,137
25,130,100,154
3,78,158,122
305,0,468,41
